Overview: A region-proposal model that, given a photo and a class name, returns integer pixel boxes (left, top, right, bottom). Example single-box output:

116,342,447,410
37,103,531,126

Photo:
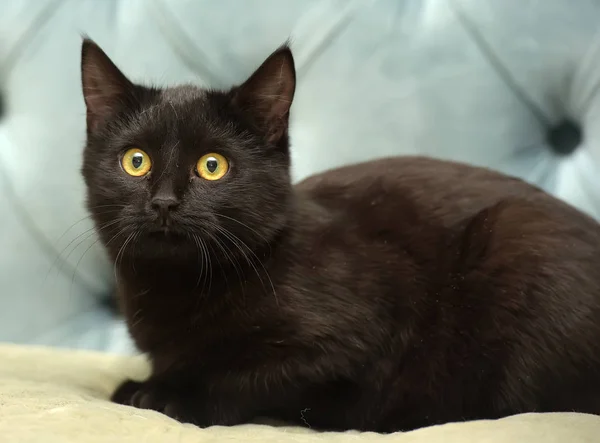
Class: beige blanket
1,344,599,442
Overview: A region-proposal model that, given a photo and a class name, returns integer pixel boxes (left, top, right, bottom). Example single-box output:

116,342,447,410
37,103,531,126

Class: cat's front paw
111,379,194,423
111,379,142,405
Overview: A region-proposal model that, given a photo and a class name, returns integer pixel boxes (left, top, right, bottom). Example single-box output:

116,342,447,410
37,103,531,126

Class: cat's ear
81,38,135,132
233,44,296,145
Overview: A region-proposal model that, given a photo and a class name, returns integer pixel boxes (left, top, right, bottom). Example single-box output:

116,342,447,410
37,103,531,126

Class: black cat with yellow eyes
81,37,600,433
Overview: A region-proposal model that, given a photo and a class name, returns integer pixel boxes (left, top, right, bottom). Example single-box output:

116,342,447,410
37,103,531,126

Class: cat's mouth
147,226,186,239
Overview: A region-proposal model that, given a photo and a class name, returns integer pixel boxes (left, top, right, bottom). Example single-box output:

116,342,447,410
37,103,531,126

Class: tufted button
546,120,582,156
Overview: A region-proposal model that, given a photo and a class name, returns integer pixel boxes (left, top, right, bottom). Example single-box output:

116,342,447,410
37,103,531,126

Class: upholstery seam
147,0,223,86
293,0,364,79
0,0,67,83
447,0,551,127
572,27,600,117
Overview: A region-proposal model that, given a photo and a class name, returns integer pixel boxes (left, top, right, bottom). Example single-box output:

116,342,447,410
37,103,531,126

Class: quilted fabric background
1,0,600,350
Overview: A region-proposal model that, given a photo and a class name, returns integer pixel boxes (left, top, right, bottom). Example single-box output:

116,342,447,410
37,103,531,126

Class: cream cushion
1,344,599,443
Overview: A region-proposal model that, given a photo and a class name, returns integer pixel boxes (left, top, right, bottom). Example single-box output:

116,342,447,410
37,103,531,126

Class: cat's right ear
81,38,135,132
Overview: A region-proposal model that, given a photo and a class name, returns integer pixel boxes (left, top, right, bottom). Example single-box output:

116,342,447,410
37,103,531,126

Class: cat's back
295,156,592,229
292,157,600,427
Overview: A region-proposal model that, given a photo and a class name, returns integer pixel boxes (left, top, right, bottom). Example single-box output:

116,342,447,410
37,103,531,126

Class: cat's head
80,39,295,261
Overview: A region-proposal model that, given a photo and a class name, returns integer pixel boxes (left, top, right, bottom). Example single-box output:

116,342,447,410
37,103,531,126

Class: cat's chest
119,274,275,354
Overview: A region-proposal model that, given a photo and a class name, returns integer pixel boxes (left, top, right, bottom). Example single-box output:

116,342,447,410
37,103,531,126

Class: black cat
81,39,600,432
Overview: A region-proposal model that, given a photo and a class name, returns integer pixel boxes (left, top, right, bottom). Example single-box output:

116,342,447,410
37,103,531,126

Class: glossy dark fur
81,39,600,432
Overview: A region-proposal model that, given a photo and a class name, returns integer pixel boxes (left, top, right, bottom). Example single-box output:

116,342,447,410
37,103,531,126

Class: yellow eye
121,148,152,177
196,153,229,181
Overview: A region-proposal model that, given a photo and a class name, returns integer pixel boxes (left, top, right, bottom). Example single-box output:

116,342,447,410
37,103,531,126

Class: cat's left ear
81,38,136,133
233,44,296,145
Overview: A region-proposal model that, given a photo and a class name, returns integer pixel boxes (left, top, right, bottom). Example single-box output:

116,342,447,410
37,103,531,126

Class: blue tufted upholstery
1,0,599,352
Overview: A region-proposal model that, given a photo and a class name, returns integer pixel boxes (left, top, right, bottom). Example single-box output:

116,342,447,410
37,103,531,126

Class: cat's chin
133,229,197,258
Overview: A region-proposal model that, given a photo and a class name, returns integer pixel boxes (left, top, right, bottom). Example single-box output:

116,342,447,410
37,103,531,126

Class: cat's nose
151,196,180,216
